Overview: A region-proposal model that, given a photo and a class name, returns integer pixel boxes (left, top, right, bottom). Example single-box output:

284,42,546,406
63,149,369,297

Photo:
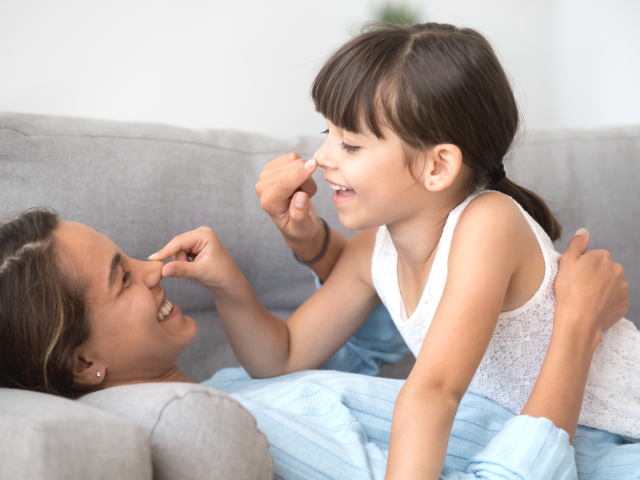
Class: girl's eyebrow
107,253,121,290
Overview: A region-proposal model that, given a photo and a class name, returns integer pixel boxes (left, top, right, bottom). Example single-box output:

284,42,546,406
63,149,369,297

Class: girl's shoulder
449,191,540,273
456,191,533,243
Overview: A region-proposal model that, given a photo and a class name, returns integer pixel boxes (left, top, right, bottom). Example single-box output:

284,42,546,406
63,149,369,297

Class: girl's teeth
161,304,171,316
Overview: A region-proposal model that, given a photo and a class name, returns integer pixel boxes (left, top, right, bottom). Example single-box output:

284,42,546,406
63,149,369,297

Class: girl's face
55,221,198,386
314,120,429,230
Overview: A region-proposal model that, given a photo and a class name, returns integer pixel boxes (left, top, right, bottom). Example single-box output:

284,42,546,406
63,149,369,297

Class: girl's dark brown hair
0,208,93,398
312,22,561,241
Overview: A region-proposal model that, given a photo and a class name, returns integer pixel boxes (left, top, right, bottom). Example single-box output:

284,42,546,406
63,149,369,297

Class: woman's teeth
157,299,174,321
330,183,353,191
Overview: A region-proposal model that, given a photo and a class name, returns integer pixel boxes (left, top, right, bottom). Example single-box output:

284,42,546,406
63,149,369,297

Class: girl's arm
150,226,379,378
386,193,548,480
444,230,628,479
255,151,348,281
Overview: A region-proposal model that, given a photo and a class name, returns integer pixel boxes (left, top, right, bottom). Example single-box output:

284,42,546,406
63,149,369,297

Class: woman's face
55,221,198,387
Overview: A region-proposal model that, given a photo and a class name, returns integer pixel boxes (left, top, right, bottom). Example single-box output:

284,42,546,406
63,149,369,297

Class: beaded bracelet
292,217,331,266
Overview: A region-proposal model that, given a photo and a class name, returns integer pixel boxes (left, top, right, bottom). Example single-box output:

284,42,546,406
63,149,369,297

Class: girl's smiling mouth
326,180,356,204
329,182,353,192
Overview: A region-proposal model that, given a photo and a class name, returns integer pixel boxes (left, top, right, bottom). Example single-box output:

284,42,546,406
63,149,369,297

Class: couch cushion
79,382,273,480
0,387,151,480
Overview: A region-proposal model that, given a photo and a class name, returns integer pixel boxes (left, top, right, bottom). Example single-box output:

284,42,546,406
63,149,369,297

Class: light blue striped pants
203,304,640,479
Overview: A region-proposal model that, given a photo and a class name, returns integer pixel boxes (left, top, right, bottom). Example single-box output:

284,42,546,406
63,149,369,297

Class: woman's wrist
552,305,603,355
520,306,600,442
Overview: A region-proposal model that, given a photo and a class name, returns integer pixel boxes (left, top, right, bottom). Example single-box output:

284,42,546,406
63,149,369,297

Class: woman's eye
321,129,329,135
340,142,361,153
121,270,131,293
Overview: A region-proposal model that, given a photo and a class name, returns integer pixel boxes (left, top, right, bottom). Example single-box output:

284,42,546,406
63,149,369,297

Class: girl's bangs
311,28,405,138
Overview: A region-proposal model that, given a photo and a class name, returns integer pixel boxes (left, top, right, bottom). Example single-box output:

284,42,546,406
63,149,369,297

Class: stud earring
96,372,102,378
428,181,433,185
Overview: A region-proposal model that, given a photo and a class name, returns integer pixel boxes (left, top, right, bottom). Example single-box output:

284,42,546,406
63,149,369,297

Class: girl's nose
314,141,335,170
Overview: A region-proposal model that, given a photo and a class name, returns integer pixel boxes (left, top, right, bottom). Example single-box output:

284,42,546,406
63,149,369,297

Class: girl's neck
387,187,471,269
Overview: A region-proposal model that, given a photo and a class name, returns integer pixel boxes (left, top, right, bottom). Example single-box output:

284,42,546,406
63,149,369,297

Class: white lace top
372,190,640,439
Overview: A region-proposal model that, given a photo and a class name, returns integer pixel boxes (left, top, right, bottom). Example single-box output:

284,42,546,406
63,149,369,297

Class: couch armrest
0,388,152,480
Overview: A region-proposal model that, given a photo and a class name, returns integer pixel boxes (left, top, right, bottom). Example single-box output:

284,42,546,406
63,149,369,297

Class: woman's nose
142,259,164,289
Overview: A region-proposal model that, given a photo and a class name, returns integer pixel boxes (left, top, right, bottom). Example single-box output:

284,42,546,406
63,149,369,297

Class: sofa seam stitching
0,126,318,156
149,389,272,453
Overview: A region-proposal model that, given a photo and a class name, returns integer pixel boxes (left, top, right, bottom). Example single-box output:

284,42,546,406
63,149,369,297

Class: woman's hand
148,227,240,292
521,228,629,442
553,229,629,344
256,152,321,247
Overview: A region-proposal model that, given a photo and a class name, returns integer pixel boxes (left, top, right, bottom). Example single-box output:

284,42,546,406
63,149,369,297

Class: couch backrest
1,114,639,324
507,127,640,324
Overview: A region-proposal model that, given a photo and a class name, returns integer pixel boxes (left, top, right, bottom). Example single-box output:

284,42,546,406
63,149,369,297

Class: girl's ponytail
492,177,562,242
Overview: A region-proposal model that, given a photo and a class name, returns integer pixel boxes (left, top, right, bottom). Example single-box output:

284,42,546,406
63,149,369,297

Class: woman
0,208,636,479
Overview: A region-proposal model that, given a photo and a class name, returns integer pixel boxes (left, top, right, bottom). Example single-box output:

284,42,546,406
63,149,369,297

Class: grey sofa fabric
79,383,273,480
505,127,640,324
0,388,152,480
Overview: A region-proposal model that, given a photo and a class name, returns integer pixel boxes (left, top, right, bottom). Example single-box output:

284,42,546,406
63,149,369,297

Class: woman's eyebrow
108,253,121,290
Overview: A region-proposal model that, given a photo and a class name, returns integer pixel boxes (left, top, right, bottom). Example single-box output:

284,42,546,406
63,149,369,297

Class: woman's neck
101,365,193,389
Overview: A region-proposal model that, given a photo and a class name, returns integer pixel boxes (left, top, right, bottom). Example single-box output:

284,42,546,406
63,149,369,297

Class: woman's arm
150,226,379,378
520,229,628,441
255,151,348,281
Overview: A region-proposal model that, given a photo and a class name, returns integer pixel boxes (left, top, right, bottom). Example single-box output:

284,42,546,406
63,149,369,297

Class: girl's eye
321,129,329,135
340,142,361,153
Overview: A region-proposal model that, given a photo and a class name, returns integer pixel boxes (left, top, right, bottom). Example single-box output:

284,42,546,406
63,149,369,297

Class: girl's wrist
284,216,326,263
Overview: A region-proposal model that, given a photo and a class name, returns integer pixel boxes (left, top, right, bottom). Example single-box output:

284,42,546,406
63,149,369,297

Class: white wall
1,0,638,138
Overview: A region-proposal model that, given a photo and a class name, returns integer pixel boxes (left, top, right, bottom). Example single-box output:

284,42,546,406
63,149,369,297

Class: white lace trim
371,190,640,439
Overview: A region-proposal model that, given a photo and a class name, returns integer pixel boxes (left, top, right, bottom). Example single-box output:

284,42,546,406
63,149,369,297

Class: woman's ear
423,144,463,191
72,346,106,386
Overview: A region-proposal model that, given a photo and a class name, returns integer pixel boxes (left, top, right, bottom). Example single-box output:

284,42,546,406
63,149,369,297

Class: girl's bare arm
152,227,379,378
386,193,542,480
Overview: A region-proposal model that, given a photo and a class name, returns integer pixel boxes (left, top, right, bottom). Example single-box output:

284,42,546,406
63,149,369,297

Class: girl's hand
554,229,629,342
148,227,239,291
255,152,321,245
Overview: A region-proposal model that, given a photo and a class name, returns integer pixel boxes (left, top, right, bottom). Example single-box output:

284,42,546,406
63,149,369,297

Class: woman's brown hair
311,22,561,241
0,209,93,398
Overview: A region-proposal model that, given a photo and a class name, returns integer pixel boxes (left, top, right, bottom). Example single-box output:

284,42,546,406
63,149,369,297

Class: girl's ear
423,144,463,191
72,345,106,386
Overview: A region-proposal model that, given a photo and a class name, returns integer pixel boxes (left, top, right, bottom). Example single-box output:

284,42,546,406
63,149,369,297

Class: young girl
155,22,639,478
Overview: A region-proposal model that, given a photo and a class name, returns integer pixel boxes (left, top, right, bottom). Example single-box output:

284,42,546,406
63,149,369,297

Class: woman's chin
158,305,198,345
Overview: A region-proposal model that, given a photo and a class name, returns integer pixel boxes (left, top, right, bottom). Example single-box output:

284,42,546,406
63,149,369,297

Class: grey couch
0,113,638,479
